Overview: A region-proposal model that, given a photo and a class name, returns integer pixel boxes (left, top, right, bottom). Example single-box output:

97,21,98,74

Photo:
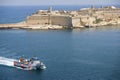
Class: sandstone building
26,6,120,28
26,9,72,28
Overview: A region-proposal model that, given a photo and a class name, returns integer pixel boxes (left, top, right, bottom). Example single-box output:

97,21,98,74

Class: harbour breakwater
0,22,64,30
0,20,120,30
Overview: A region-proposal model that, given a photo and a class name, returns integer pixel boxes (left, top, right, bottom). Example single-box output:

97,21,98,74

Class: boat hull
14,60,46,70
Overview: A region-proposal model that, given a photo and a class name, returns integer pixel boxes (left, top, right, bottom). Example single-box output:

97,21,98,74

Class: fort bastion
0,6,120,29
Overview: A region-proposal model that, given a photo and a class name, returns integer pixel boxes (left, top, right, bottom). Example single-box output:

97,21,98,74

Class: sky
0,0,119,6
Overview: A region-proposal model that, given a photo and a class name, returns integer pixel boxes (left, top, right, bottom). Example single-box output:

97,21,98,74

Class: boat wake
0,56,46,70
0,56,16,67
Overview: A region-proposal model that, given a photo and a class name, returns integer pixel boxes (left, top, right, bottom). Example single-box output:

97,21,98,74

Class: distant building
26,10,72,27
26,6,120,28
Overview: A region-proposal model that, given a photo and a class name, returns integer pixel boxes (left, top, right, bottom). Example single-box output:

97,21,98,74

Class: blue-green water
0,6,120,80
0,27,120,80
0,5,120,24
0,5,89,24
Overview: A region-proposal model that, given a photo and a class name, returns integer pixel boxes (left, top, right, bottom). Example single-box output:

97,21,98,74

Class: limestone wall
51,16,72,27
26,15,73,27
80,16,96,26
72,17,82,27
80,16,89,23
26,15,49,25
95,12,120,20
95,9,120,19
103,13,120,19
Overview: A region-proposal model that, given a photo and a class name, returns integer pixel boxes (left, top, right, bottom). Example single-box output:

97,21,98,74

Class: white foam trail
0,56,16,67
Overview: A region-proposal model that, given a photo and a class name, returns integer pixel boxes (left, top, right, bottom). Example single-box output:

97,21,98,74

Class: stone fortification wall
51,16,72,27
95,11,120,20
26,15,72,27
80,16,96,25
72,17,82,27
103,13,120,19
26,15,49,25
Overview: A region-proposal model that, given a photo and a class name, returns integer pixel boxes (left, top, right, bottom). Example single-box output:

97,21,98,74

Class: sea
0,5,120,80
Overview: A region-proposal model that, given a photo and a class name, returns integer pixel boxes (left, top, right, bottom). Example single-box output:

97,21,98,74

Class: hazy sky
0,0,119,6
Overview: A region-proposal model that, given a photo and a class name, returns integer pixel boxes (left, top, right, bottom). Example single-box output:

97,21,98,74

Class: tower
89,5,94,16
48,6,52,13
48,7,52,25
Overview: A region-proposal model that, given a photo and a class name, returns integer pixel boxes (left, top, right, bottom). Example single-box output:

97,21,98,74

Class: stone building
72,17,82,27
26,6,120,28
26,9,72,28
93,6,120,21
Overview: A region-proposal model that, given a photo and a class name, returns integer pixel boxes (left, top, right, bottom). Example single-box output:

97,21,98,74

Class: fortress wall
26,15,73,28
72,17,82,27
95,13,120,20
95,10,120,20
51,16,72,27
79,16,96,25
26,16,49,25
80,16,89,23
103,13,120,19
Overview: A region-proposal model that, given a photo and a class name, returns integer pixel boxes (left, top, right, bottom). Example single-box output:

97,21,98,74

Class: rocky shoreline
0,23,64,30
0,20,120,30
